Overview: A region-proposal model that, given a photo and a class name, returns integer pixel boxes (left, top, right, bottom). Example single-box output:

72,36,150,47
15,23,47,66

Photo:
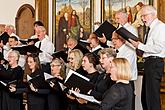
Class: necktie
38,41,42,49
116,49,119,53
144,27,150,44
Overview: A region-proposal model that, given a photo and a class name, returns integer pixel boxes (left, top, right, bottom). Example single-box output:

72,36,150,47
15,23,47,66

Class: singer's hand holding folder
94,20,117,40
0,80,17,87
27,74,49,89
70,90,101,104
64,69,94,94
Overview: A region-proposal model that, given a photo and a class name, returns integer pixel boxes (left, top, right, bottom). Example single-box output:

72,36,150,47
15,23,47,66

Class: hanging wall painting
53,0,93,51
103,0,151,24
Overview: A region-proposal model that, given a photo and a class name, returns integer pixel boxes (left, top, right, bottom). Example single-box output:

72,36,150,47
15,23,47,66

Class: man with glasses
129,5,165,110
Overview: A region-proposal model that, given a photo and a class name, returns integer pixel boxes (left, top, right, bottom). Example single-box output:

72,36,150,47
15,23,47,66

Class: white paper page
44,72,54,80
70,90,101,104
27,75,32,81
0,81,7,86
65,69,90,83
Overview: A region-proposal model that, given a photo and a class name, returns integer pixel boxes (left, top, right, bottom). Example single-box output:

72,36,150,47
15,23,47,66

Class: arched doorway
16,4,35,39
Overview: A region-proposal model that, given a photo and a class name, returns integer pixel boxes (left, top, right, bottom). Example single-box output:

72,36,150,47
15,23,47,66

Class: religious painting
102,0,153,72
53,0,93,51
103,0,151,25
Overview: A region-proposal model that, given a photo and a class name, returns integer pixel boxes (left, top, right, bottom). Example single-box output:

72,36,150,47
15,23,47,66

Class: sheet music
44,72,54,80
70,90,101,104
0,81,7,86
27,75,32,81
65,69,90,83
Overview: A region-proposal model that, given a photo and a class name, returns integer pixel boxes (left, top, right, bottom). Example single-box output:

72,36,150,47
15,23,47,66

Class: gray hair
140,5,157,16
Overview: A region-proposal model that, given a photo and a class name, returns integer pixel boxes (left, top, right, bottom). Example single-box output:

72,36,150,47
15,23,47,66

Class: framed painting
103,0,151,24
52,0,93,51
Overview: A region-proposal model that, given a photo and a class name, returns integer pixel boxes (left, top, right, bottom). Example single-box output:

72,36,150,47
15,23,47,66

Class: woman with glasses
0,50,24,110
66,49,87,110
66,49,86,76
47,58,68,110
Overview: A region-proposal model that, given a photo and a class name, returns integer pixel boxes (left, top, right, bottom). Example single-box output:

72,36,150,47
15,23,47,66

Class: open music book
64,69,94,94
70,90,101,104
0,80,17,87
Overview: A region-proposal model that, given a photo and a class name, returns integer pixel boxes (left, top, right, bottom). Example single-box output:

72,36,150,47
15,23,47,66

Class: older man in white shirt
35,26,55,64
129,5,165,110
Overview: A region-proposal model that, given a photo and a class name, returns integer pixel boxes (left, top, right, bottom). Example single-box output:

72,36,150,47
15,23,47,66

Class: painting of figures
54,0,92,51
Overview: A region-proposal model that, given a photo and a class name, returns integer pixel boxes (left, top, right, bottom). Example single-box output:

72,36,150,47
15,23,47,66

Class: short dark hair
34,21,44,26
9,36,18,41
84,53,97,68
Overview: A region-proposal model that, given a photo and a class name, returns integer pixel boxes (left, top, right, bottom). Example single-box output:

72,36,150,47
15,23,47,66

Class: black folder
20,38,39,45
27,74,49,89
52,50,68,63
94,20,117,40
116,27,139,42
12,45,42,55
64,69,94,94
0,32,10,45
0,80,17,87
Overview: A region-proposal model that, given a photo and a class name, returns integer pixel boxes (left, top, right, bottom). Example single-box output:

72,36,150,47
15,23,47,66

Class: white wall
0,0,35,26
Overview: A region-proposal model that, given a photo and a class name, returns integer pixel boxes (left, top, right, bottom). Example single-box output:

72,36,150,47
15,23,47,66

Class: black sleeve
100,85,121,110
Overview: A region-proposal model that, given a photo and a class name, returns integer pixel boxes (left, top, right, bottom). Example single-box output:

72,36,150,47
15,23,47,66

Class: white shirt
138,18,165,58
35,36,55,64
91,45,103,52
117,44,138,80
106,22,138,48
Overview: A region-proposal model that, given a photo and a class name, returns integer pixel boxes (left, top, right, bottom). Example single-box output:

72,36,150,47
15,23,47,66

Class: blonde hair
112,58,132,80
51,58,65,78
68,49,83,70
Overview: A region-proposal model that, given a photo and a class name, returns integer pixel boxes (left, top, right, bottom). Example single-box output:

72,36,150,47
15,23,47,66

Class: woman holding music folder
99,58,133,110
26,54,49,110
75,53,100,110
46,58,68,110
66,49,88,110
0,50,24,110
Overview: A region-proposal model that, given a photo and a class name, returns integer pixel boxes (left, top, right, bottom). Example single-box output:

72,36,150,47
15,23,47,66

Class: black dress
100,82,133,110
27,69,49,110
47,78,68,110
90,73,115,101
78,71,100,110
0,65,24,110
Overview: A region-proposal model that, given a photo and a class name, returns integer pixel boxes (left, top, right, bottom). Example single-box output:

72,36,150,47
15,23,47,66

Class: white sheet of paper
0,81,7,86
27,75,32,81
65,69,90,83
70,90,101,104
44,72,54,80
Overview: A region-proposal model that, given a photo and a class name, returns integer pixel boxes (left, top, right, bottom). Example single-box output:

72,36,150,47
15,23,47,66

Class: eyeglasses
68,57,74,60
50,64,60,67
